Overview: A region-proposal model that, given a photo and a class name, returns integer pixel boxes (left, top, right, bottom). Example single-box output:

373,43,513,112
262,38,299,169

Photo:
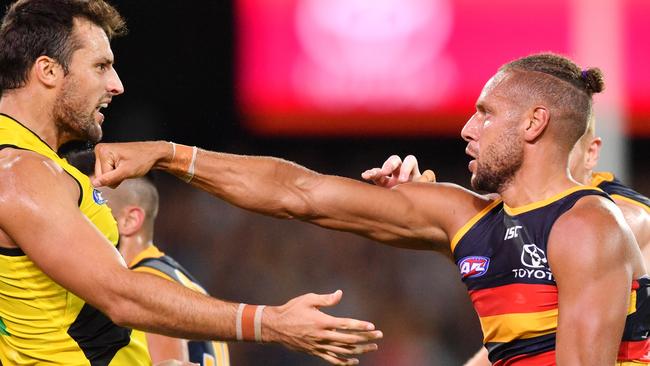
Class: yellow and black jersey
0,114,150,365
451,186,650,365
129,246,230,366
591,171,650,212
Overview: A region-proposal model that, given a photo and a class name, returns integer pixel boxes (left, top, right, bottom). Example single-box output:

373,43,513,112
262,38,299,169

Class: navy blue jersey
451,186,650,365
592,171,650,211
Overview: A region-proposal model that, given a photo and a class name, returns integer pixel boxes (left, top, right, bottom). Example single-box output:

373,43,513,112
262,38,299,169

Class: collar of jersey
503,185,602,216
0,113,57,153
590,171,615,187
128,244,165,268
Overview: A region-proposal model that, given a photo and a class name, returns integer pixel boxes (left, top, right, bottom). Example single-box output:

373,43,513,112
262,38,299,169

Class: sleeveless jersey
451,186,650,365
591,171,650,212
0,114,151,365
130,246,231,366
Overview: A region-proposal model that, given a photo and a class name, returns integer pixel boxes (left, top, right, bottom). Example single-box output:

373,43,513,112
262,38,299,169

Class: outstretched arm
0,149,380,365
93,141,487,251
549,196,642,365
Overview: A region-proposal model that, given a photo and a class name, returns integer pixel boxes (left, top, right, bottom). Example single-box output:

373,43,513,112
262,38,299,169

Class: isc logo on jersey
458,256,490,279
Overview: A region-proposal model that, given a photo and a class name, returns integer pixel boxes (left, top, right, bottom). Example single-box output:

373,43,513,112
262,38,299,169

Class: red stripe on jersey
493,350,555,366
619,339,650,362
469,284,557,317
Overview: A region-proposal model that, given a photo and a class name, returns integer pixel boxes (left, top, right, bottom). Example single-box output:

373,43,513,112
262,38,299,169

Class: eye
97,63,108,72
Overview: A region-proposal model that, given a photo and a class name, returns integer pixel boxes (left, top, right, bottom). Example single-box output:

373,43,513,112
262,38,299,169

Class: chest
453,209,557,290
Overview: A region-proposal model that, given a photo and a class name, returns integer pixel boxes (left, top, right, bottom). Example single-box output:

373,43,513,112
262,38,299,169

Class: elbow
102,297,136,328
90,273,140,328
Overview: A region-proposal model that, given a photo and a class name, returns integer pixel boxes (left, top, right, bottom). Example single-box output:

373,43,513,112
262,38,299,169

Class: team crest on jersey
521,244,547,268
92,188,107,205
459,256,490,278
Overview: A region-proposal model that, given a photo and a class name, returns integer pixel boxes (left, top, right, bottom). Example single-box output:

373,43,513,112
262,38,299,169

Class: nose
107,67,124,96
461,113,480,143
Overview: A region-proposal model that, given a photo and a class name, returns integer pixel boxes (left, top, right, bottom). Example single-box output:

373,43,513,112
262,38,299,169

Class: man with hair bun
365,112,650,366
93,52,650,365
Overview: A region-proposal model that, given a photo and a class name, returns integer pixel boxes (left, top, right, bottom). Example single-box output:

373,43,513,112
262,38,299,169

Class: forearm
105,269,241,341
150,142,318,219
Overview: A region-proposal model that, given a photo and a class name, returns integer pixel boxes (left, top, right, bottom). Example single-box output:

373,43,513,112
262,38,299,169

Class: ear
116,206,146,237
32,56,63,88
584,136,602,170
523,107,550,142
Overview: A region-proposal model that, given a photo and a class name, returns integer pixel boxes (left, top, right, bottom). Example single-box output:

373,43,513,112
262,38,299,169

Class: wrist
235,303,268,343
156,141,198,182
152,141,175,171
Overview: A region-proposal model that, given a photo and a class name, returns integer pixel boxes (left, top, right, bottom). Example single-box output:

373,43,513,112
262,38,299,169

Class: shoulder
0,148,79,210
552,195,627,244
548,195,636,271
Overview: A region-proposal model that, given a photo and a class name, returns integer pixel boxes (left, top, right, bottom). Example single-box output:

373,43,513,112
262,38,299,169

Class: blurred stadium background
2,0,648,364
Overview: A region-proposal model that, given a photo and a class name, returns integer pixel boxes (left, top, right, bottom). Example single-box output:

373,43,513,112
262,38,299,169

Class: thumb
92,167,127,188
314,289,343,308
417,169,436,183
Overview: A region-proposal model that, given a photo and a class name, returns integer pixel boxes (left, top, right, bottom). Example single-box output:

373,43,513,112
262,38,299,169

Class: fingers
92,144,123,187
317,341,379,356
91,165,127,188
379,155,402,176
417,169,436,183
319,329,383,344
317,351,359,365
361,155,403,188
398,155,421,182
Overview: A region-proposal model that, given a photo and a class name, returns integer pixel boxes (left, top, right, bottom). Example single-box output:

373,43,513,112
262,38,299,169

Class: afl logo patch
459,256,490,279
92,188,107,205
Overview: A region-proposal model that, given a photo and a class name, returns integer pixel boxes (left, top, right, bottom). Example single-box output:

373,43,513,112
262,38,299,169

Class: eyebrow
97,57,114,65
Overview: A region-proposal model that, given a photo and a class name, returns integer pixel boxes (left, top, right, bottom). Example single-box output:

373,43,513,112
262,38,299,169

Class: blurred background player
362,113,650,366
66,150,229,366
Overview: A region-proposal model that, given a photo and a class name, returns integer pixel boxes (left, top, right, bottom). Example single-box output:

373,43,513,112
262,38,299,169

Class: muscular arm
94,141,488,251
549,196,642,365
0,150,381,365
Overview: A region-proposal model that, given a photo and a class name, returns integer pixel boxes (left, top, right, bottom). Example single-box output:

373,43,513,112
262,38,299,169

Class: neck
0,89,65,150
119,234,154,266
498,146,578,208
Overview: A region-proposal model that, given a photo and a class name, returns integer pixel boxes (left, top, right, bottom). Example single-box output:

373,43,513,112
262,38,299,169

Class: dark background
1,1,648,365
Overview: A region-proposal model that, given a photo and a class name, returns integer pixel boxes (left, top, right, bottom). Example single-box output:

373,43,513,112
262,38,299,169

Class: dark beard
471,128,523,193
53,78,102,144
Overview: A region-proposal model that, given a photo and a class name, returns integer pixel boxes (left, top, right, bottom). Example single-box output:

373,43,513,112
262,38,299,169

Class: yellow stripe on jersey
480,309,558,343
450,199,502,253
503,186,602,216
132,266,176,282
629,289,638,315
